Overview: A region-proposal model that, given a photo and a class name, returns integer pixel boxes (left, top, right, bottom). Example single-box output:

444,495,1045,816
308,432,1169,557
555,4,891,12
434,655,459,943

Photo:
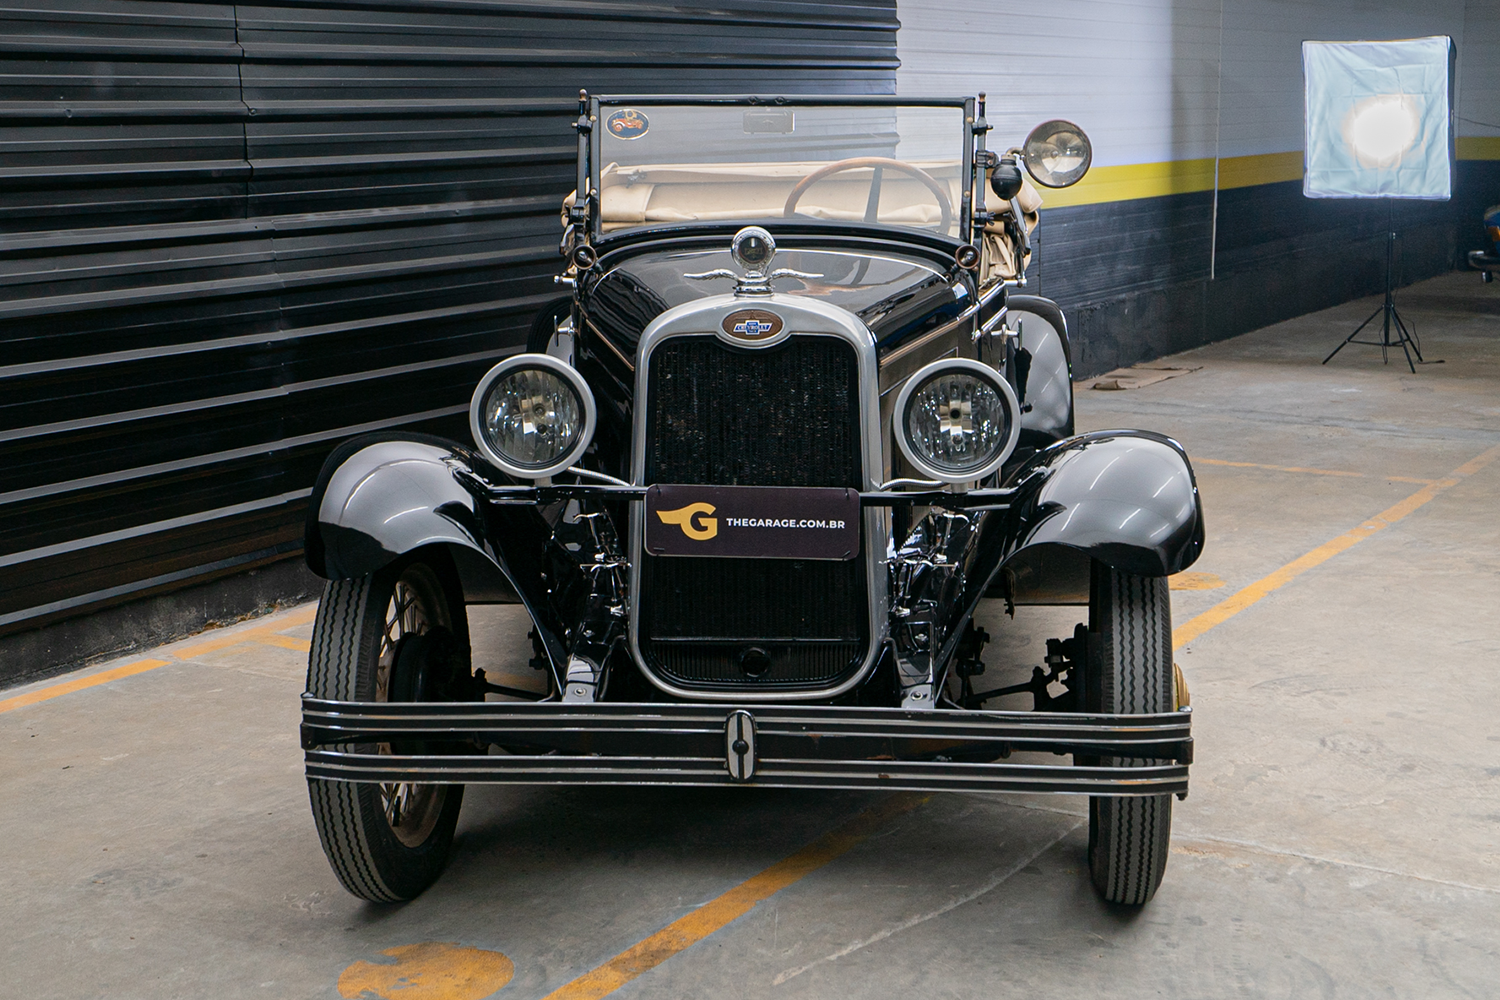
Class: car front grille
645,336,861,488
639,335,868,690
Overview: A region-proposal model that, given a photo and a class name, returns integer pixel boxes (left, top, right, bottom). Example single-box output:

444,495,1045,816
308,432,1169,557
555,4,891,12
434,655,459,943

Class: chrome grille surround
628,293,889,701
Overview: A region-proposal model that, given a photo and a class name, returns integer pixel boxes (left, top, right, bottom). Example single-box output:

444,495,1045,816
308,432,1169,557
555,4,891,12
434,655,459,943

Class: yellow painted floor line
0,659,171,715
255,633,313,652
172,605,319,659
1174,442,1500,649
1196,457,1437,485
540,793,928,1000
1,604,320,713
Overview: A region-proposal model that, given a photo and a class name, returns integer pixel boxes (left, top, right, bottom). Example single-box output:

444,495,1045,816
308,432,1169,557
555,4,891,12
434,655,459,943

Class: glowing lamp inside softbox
1303,36,1454,200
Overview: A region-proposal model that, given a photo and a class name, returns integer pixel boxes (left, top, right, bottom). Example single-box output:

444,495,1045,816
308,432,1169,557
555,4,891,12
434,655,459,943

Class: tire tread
1089,566,1173,905
306,576,401,902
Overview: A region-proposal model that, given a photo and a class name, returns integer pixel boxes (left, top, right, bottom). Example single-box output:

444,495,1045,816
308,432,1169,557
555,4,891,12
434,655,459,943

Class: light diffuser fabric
1303,36,1454,200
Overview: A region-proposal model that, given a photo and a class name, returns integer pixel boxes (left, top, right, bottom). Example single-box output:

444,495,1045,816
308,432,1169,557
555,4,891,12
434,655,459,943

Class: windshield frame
578,94,980,245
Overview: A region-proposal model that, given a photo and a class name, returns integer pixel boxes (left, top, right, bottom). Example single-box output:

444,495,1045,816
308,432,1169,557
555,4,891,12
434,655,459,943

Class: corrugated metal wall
0,0,899,639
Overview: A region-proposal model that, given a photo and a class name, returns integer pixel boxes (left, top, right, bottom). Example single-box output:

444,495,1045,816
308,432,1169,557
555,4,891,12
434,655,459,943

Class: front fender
305,434,573,673
996,430,1204,603
305,434,517,604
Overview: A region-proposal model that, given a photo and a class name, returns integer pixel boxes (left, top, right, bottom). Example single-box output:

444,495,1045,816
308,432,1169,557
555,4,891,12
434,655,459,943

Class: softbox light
1303,36,1454,200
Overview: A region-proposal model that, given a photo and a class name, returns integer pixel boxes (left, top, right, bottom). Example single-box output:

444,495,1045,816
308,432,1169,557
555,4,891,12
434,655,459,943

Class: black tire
306,554,470,901
1086,562,1174,905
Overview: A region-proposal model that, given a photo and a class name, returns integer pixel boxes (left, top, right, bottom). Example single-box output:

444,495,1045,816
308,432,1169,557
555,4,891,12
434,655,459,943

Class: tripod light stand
1303,36,1454,373
1323,200,1424,373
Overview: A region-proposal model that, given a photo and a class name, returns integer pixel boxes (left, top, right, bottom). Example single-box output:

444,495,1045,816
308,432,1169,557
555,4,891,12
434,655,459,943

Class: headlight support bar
452,467,1016,512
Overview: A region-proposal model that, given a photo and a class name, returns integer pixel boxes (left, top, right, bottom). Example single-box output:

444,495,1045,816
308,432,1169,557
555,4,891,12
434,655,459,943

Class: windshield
590,100,970,240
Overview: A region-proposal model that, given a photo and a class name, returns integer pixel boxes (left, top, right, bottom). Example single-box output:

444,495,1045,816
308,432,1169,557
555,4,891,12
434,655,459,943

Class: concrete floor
4,272,1499,999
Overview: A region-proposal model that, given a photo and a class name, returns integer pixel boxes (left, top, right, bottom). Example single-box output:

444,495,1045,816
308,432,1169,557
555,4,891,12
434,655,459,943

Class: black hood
584,246,969,355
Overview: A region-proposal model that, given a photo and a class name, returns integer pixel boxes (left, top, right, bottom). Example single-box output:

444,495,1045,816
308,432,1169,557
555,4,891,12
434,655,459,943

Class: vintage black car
299,94,1203,906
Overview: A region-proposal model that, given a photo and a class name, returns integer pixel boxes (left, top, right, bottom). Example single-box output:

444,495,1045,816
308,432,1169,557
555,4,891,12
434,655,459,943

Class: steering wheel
783,156,953,232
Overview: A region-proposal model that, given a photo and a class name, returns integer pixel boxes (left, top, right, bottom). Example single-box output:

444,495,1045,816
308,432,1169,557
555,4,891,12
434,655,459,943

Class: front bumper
301,699,1193,796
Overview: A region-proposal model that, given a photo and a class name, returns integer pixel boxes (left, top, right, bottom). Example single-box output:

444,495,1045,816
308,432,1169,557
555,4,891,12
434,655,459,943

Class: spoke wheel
1085,561,1175,905
306,554,470,901
375,569,448,847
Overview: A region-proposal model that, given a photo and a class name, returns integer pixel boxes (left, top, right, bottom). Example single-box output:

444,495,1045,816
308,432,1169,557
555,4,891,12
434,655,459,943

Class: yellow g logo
656,502,718,540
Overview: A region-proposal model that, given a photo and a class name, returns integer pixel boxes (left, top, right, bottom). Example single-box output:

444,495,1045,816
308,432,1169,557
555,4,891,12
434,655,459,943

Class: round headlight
1021,119,1093,189
469,353,596,480
893,359,1020,484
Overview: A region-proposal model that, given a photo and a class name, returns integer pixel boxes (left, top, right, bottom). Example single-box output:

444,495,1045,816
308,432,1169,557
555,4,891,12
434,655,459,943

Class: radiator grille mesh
646,337,861,488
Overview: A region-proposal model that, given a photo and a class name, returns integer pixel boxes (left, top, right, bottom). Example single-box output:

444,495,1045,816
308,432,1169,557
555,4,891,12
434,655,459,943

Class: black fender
982,430,1204,606
304,434,569,671
928,429,1202,672
1006,295,1075,446
1000,429,1204,601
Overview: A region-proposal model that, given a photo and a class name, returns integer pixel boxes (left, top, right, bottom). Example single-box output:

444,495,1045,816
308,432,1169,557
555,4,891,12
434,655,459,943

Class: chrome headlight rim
468,353,597,480
892,358,1021,485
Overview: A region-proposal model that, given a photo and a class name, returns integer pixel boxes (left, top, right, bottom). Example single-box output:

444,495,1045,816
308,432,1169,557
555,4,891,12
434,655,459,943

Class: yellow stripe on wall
1037,141,1493,209
1038,151,1303,208
1038,151,1302,208
1457,136,1500,161
1036,156,1218,208
1217,151,1305,189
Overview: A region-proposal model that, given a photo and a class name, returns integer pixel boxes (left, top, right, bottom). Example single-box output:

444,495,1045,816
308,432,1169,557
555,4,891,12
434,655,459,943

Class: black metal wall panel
0,0,899,636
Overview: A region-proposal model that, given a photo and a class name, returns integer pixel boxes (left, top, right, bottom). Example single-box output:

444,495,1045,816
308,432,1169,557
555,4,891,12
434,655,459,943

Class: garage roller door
0,0,899,636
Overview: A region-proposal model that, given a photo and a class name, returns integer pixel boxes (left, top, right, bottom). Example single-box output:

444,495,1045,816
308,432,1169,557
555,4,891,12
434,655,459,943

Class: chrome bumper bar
301,699,1192,796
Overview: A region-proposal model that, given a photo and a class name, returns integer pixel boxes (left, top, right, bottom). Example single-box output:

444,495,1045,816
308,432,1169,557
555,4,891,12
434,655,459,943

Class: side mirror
989,157,1025,201
1021,120,1092,188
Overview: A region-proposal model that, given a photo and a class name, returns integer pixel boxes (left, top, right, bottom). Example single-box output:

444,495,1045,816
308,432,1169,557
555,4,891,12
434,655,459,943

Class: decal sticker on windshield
605,108,649,140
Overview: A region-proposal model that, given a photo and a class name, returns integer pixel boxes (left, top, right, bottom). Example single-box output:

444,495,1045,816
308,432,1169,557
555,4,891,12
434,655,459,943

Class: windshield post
970,94,989,246
571,91,594,244
962,95,978,245
583,93,602,242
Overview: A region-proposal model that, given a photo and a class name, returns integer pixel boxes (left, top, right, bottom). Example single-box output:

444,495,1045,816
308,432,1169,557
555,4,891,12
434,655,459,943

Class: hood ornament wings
684,226,821,296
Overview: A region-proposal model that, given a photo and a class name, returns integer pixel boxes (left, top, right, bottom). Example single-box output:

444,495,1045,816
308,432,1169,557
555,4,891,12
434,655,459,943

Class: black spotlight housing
990,157,1024,201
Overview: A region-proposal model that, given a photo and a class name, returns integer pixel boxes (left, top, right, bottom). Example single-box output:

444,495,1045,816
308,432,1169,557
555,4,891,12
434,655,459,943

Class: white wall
897,0,1495,170
897,0,1220,167
1217,1,1468,160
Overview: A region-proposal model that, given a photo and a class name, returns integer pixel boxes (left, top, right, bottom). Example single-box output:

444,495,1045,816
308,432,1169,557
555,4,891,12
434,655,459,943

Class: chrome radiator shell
626,294,890,701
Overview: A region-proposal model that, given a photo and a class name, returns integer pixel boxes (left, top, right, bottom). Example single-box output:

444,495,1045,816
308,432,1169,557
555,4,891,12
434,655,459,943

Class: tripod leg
1391,305,1422,371
1380,212,1395,366
1392,311,1413,372
1323,306,1382,364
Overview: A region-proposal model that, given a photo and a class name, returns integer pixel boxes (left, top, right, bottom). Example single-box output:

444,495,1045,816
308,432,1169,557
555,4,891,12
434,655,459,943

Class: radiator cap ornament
684,225,821,297
731,226,776,271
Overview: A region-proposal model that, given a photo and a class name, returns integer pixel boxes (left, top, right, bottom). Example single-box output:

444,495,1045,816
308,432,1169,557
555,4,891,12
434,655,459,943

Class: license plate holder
645,484,860,560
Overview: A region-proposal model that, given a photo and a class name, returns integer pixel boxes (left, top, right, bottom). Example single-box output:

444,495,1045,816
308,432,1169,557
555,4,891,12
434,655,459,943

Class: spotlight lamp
1303,36,1454,200
1344,94,1421,169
